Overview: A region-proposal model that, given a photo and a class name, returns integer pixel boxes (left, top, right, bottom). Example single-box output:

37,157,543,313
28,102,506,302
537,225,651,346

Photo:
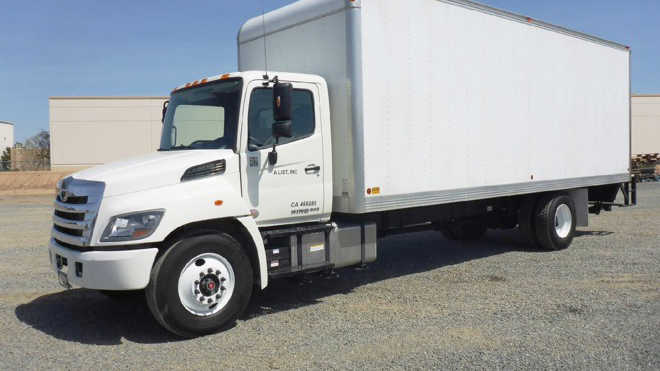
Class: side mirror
161,100,169,123
273,82,292,122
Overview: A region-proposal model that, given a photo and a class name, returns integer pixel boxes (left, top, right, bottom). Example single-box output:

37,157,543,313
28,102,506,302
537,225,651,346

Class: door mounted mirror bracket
268,121,292,165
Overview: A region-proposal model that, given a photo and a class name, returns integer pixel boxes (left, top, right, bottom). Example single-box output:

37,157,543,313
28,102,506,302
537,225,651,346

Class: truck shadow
242,229,544,319
575,230,614,237
14,228,604,344
14,289,180,345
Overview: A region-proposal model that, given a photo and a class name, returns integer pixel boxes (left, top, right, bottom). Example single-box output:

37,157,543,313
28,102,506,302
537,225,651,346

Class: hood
73,150,236,197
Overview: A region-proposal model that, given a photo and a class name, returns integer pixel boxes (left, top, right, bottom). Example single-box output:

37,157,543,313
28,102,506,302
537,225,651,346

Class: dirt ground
0,184,658,370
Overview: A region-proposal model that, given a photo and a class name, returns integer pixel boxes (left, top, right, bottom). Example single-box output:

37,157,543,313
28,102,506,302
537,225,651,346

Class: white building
49,97,167,171
0,121,14,155
632,95,660,155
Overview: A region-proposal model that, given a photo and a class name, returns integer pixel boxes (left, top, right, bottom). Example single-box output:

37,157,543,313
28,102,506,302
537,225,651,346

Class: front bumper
48,239,158,290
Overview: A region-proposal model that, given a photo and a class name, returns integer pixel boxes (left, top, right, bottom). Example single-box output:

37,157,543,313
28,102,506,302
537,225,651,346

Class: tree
24,130,50,167
0,147,10,171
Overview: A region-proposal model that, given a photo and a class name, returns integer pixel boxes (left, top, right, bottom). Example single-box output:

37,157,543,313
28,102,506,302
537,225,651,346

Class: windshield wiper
159,145,193,151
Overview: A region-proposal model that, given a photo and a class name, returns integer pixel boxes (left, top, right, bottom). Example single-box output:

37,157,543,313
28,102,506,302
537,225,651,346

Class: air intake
181,160,226,182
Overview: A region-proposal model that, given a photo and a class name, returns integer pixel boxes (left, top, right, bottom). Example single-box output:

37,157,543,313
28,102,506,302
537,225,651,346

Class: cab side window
248,88,315,151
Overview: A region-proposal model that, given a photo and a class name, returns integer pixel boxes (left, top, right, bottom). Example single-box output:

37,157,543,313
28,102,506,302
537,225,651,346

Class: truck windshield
160,78,243,151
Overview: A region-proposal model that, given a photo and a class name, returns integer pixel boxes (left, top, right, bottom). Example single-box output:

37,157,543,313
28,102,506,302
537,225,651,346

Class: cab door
240,80,325,227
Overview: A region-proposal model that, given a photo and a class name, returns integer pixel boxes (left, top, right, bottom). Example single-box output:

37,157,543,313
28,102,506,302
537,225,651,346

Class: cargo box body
238,0,630,214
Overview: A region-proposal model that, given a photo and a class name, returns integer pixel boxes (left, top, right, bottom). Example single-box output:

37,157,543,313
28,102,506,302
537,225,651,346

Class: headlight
101,210,164,242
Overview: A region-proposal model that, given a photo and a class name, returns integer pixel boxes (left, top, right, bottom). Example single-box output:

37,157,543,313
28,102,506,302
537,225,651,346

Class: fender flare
236,216,268,289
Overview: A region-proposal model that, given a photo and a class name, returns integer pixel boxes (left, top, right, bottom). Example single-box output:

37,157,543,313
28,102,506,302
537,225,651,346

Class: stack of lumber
631,153,659,179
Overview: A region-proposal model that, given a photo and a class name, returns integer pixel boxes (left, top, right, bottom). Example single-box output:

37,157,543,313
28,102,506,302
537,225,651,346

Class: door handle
305,164,321,174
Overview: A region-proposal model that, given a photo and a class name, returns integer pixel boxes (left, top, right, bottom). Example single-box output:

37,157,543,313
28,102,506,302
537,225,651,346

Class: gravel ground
0,184,658,370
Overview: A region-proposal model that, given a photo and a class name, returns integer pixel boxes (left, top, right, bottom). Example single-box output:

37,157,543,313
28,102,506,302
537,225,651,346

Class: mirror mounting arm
262,75,279,87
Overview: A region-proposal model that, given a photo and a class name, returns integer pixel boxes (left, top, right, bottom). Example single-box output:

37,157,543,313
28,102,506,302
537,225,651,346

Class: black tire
145,233,254,338
441,220,487,241
518,195,540,248
534,193,576,251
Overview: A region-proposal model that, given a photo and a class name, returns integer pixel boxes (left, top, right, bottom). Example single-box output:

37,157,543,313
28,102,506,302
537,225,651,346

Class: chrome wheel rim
554,204,572,239
178,253,235,317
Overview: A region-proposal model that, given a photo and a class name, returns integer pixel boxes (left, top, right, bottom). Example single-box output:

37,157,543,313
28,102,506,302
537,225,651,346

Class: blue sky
1,0,658,142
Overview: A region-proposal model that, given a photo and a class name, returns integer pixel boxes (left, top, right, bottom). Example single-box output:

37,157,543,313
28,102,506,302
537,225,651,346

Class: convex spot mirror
272,120,292,139
268,120,292,166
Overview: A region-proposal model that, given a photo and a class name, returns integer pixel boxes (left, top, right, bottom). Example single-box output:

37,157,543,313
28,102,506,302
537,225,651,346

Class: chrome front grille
51,177,105,249
56,194,87,204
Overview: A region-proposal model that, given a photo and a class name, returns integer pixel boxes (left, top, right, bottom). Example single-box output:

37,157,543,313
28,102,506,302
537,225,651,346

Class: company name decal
291,200,320,215
273,169,298,175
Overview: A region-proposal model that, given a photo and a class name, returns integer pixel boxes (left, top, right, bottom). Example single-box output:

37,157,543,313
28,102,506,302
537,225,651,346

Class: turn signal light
366,187,381,195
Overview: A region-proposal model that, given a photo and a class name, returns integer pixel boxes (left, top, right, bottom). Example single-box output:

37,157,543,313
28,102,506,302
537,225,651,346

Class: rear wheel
146,233,253,337
534,194,576,251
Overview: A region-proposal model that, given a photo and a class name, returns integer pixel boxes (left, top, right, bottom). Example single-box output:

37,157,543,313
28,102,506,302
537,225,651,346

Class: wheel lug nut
195,289,200,295
208,268,213,273
220,277,226,282
207,298,212,304
199,272,204,277
221,287,226,291
215,270,220,275
195,280,199,285
199,297,204,302
216,294,221,299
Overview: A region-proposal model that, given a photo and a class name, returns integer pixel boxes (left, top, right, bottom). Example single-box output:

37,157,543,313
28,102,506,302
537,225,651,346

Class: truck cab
163,72,334,226
49,72,350,337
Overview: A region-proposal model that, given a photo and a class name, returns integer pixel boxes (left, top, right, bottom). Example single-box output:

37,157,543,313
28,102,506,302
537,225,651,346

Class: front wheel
146,233,254,337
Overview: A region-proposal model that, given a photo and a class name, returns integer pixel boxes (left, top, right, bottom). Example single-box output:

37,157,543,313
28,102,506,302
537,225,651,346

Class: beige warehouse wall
49,95,659,171
49,97,167,171
0,122,14,155
632,95,660,155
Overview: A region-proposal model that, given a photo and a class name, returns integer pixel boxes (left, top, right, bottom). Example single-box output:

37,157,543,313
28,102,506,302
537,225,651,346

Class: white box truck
48,0,635,337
